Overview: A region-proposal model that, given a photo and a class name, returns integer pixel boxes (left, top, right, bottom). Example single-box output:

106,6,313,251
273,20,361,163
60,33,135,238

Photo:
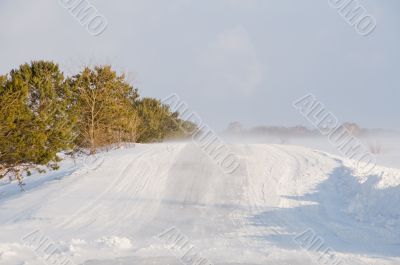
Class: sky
0,0,399,131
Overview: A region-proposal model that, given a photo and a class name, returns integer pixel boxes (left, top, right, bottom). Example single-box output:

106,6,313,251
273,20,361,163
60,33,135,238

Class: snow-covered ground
0,141,399,265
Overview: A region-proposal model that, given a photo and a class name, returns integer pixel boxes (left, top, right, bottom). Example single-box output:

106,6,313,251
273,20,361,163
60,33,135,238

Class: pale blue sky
0,0,399,130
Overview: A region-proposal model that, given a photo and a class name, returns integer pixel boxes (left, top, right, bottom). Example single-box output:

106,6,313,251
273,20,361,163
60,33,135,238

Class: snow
0,141,399,265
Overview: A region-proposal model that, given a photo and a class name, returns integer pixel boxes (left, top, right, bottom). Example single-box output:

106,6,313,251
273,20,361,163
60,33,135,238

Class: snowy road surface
0,143,399,265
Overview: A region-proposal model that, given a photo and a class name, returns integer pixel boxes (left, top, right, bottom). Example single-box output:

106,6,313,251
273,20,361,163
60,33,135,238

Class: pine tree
70,65,140,153
0,61,75,188
135,98,195,142
0,62,197,189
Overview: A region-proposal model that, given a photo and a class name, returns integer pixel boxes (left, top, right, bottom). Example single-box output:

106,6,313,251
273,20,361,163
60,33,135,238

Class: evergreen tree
0,62,197,188
0,61,76,188
70,65,140,153
136,98,196,142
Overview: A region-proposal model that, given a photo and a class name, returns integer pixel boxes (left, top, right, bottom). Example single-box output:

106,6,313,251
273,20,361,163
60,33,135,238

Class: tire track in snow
58,148,155,230
109,144,182,235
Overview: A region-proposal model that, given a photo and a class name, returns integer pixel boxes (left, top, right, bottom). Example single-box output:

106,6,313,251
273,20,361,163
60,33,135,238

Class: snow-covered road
0,143,399,265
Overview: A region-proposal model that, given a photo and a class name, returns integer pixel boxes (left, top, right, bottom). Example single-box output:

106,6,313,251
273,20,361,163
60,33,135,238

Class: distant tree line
0,61,195,188
224,122,367,137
